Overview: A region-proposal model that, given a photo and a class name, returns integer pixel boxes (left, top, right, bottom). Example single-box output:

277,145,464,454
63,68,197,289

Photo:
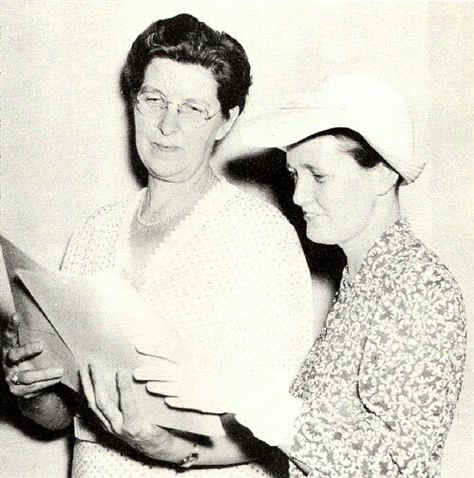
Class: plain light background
1,1,473,477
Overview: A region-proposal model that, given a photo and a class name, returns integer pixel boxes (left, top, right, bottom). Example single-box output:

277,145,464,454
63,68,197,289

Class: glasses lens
179,103,208,127
137,92,166,115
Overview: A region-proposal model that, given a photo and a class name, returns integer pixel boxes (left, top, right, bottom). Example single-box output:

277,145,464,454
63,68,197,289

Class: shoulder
377,230,465,338
389,232,463,304
61,192,137,272
79,194,134,235
217,180,300,243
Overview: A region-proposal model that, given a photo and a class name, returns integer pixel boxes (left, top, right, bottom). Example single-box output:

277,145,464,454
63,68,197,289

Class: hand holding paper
79,361,177,460
0,234,224,437
136,357,302,447
1,311,65,400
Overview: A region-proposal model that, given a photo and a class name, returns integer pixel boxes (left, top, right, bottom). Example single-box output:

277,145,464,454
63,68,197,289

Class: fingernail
31,343,42,352
52,368,64,376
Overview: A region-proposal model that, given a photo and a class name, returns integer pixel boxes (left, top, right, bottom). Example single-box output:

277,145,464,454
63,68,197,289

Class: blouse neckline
339,218,411,294
114,176,227,283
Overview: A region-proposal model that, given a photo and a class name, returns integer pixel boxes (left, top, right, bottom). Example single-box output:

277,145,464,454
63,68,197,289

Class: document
0,234,224,436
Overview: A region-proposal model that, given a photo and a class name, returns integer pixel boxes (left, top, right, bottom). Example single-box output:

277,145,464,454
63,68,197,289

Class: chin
305,225,337,246
142,158,186,178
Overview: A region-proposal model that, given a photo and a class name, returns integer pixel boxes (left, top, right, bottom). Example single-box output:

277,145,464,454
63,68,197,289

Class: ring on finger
10,372,20,385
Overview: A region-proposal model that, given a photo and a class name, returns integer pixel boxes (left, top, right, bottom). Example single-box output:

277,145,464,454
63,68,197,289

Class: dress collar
339,218,412,293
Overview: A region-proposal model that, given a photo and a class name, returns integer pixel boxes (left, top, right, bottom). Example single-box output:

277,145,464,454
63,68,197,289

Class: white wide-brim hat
239,74,424,184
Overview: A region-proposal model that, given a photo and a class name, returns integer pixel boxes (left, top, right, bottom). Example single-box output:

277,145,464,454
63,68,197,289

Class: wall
1,1,473,477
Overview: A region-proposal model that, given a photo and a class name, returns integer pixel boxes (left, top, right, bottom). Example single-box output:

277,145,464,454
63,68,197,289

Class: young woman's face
286,135,379,247
134,58,235,182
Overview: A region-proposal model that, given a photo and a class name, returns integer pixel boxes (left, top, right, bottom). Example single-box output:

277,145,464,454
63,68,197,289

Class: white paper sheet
0,234,224,436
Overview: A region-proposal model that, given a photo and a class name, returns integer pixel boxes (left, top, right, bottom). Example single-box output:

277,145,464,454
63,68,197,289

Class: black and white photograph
1,2,473,477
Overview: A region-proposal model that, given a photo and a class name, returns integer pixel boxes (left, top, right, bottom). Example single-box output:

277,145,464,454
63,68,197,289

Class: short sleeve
220,194,316,446
61,201,126,275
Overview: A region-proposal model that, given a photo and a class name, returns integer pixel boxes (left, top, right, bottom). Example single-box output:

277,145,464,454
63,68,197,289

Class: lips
152,142,180,152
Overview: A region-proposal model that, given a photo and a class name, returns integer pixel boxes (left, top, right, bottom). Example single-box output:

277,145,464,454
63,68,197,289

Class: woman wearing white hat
137,74,466,477
229,74,466,477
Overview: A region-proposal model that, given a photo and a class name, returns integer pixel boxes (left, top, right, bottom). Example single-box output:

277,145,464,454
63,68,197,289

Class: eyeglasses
135,89,221,129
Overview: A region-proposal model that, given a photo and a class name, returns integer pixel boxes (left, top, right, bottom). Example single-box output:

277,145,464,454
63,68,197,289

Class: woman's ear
375,163,400,196
215,106,240,141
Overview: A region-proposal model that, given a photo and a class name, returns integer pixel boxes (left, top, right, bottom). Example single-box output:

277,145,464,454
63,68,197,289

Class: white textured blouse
62,178,315,478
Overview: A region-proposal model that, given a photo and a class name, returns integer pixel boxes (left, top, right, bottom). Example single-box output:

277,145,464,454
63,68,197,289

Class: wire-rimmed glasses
135,89,221,129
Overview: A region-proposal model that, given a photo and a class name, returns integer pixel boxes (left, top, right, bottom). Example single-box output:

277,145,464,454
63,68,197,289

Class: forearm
18,389,73,431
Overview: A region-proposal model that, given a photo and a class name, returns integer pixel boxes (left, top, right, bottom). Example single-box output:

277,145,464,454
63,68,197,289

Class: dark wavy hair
121,13,252,119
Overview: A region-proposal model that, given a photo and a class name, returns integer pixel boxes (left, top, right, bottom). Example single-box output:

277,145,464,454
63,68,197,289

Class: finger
117,370,138,426
18,367,64,385
8,376,62,398
134,337,179,361
164,397,188,408
79,365,96,410
2,313,20,349
79,364,110,431
165,397,201,410
89,363,123,434
7,342,43,365
165,396,225,414
145,381,180,397
7,312,21,334
133,363,179,382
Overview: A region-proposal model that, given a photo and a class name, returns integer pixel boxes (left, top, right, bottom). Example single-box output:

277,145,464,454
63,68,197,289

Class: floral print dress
289,220,466,478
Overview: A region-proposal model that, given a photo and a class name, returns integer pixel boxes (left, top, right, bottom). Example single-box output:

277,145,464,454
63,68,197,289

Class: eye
138,90,166,106
139,94,166,112
144,96,161,103
180,103,206,115
310,172,325,183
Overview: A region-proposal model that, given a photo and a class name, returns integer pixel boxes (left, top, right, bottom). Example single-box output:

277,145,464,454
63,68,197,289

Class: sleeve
289,266,466,478
60,204,119,275
60,217,92,274
225,208,316,446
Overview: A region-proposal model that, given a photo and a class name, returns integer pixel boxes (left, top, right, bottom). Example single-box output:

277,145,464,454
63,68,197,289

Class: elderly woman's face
287,135,380,247
134,58,234,182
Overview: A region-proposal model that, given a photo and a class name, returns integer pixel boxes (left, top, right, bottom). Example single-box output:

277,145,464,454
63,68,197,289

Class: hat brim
237,103,420,184
240,106,353,151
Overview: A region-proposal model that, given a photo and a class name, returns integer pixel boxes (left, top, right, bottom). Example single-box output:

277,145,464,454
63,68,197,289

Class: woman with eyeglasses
1,13,314,478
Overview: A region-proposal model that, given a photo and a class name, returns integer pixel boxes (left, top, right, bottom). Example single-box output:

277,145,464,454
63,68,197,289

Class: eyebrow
139,87,164,94
287,162,327,174
305,164,326,174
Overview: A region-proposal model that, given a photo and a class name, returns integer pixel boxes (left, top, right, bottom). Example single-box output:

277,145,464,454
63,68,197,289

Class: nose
157,105,179,136
293,174,313,208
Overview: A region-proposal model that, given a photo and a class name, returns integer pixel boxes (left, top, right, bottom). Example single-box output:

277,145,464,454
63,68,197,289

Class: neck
141,165,216,226
341,191,400,277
